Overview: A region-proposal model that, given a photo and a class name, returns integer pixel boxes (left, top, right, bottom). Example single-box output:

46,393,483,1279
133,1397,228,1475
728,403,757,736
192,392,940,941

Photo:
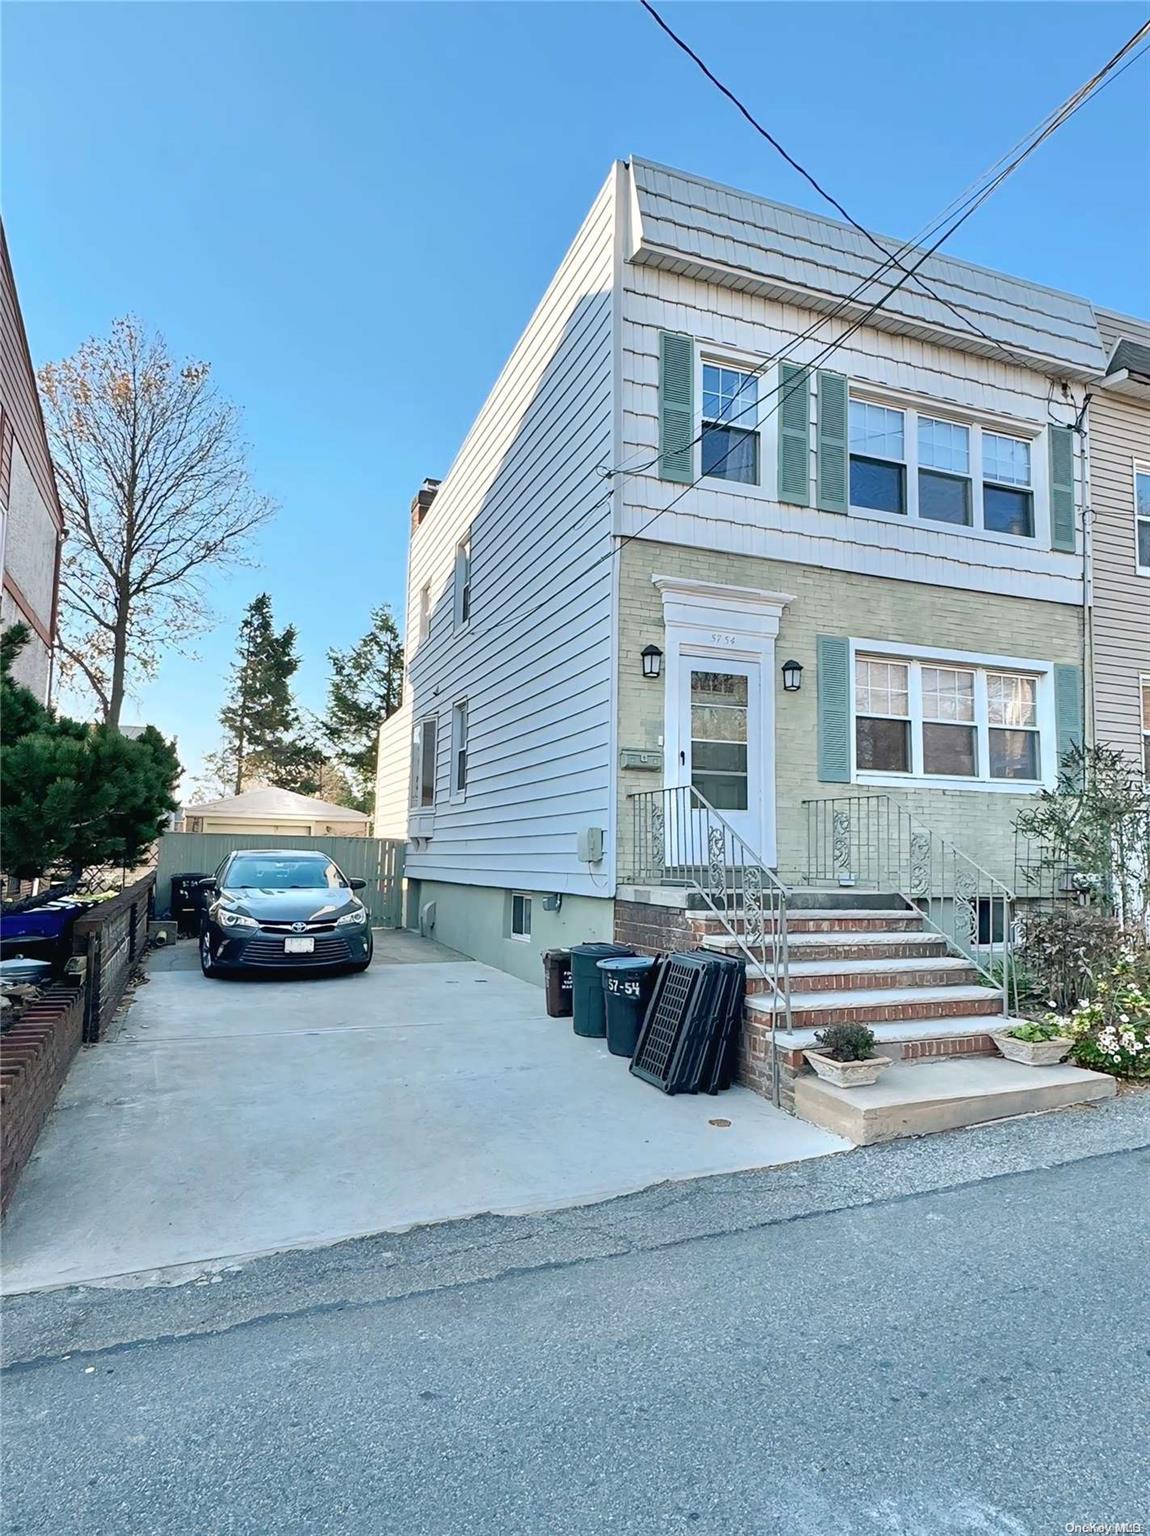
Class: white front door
673,657,763,857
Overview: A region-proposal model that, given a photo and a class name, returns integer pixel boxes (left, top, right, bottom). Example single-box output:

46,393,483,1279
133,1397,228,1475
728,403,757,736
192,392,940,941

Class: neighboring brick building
0,222,63,702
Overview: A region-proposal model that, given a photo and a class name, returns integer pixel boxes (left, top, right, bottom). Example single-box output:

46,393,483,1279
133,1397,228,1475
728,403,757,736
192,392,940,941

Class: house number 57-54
709,632,738,648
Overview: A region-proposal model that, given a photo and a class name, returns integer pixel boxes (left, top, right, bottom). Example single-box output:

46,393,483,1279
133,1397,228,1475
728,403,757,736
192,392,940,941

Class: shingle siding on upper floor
628,159,1106,378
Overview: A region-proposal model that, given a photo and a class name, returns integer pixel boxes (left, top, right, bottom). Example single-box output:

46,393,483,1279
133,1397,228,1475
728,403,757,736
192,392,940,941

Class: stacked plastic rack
629,951,746,1095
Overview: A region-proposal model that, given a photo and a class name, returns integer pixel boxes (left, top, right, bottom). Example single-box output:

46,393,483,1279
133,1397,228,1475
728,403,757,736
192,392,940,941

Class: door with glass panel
672,659,761,864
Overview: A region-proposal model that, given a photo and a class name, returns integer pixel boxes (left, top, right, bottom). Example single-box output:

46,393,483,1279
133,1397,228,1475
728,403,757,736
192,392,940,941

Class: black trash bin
170,873,212,936
541,949,573,1017
599,955,659,1058
570,942,634,1038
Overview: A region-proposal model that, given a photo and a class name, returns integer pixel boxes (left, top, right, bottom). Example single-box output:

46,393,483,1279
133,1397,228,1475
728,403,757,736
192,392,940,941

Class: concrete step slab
747,985,1003,1027
793,1056,1116,1145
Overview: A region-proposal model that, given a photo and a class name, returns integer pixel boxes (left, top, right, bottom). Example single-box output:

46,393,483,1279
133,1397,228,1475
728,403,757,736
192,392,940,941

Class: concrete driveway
1,933,847,1292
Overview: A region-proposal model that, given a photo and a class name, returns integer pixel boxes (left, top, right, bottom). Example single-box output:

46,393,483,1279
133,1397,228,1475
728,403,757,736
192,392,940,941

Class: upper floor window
417,582,431,645
1142,676,1150,782
701,363,759,484
454,537,471,627
1136,467,1150,574
849,395,1037,541
849,402,905,514
854,652,1044,785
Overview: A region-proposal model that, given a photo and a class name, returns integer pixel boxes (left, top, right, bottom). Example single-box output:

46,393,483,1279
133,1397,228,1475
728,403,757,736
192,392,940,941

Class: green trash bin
570,942,634,1038
599,955,659,1058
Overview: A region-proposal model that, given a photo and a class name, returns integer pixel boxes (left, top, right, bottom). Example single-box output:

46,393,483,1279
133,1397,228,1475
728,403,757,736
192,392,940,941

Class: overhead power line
480,21,1150,637
638,0,1150,381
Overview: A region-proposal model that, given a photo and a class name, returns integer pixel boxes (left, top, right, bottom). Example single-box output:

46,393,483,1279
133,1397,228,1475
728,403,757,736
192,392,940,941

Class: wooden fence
154,832,406,928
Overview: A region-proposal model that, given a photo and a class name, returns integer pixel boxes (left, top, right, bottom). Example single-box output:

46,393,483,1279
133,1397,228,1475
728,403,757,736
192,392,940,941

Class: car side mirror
348,878,367,892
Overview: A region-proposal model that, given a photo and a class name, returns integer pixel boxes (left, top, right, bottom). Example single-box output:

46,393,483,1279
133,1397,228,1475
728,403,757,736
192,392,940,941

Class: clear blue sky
5,1,1148,792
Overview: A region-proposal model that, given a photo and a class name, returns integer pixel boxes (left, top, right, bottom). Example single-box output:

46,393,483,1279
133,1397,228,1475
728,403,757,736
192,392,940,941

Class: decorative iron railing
804,794,1015,1015
626,785,794,1095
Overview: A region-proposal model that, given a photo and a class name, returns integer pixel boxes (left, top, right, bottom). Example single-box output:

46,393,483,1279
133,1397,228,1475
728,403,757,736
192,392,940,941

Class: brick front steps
731,955,982,996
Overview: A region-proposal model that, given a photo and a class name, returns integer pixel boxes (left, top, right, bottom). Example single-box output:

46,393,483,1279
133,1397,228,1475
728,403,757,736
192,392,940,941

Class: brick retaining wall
1,987,85,1216
72,873,155,1042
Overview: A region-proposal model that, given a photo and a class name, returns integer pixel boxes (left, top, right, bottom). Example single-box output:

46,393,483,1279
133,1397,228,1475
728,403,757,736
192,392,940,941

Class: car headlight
336,908,367,927
217,909,258,929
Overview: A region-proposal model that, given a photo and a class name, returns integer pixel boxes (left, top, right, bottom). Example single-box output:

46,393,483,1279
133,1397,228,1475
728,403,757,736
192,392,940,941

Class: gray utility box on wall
576,827,604,864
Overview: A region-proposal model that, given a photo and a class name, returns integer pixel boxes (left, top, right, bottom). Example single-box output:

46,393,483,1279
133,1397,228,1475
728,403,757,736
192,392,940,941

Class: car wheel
200,930,225,978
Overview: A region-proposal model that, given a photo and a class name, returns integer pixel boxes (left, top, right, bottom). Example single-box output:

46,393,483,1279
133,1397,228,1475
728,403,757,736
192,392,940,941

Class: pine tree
213,594,305,794
1,625,180,882
322,605,404,810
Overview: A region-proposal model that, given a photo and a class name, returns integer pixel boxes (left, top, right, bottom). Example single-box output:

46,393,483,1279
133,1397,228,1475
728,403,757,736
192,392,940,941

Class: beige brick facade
616,540,1083,887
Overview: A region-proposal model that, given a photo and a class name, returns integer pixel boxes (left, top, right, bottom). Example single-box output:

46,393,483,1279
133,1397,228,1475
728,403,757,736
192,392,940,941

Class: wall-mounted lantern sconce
781,658,804,693
641,644,664,681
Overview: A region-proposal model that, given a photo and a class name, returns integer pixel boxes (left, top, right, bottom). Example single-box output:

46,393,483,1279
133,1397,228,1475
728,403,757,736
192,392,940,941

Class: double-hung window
849,395,1038,541
855,653,1044,784
849,402,906,515
982,433,1034,537
918,418,971,526
701,363,759,484
410,717,437,808
1141,677,1150,781
454,537,471,627
1136,466,1150,573
451,699,468,797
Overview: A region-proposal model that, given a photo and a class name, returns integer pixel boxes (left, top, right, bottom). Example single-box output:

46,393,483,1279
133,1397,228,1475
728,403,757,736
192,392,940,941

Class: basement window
510,892,532,941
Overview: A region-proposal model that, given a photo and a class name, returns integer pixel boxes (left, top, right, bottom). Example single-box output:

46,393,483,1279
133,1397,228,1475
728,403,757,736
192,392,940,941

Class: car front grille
257,920,338,934
237,936,352,967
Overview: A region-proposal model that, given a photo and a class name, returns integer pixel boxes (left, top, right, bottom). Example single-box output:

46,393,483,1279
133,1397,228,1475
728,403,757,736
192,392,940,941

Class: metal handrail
626,785,793,1102
803,793,1017,1015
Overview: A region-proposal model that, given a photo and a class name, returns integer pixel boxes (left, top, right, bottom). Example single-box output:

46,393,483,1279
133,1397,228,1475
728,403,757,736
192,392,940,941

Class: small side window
454,537,471,627
510,892,532,941
451,700,468,798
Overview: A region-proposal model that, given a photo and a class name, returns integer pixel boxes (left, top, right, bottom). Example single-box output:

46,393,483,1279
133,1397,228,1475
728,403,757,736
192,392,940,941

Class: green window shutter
816,634,851,783
1054,663,1084,779
816,371,849,513
659,331,694,484
778,363,811,505
1049,426,1076,553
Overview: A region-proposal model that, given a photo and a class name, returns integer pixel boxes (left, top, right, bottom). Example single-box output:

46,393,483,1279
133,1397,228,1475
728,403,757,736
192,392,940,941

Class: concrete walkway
1,935,846,1292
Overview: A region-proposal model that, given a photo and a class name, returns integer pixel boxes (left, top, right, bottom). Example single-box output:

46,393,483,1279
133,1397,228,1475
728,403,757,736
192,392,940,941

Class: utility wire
638,0,1150,381
477,24,1150,639
605,24,1150,485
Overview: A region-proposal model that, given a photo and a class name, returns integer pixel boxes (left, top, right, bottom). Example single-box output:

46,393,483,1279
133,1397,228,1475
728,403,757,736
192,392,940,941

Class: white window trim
1135,462,1150,577
453,537,472,629
509,892,532,942
1141,672,1150,783
410,715,438,810
849,638,1057,793
450,698,468,803
697,353,763,489
417,582,431,646
848,389,1048,548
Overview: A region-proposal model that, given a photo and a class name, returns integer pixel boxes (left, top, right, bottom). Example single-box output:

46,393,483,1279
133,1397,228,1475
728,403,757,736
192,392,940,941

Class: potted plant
804,1022,892,1088
991,1018,1074,1067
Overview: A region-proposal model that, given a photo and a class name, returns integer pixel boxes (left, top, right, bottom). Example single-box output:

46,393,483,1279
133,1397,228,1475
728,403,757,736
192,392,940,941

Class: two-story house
376,158,1132,1104
0,223,63,703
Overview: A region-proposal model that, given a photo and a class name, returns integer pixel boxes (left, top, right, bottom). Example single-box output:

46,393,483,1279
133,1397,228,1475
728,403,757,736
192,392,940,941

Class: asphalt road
4,1099,1149,1536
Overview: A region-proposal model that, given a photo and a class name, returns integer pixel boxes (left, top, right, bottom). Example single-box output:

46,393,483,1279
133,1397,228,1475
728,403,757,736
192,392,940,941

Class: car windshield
224,857,347,890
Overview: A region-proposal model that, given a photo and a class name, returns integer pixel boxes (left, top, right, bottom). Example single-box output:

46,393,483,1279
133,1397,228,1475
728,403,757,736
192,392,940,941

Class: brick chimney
410,478,441,530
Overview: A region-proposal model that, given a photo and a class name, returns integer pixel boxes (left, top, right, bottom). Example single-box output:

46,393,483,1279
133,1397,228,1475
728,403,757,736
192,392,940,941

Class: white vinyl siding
1091,310,1150,775
399,171,617,893
373,697,412,839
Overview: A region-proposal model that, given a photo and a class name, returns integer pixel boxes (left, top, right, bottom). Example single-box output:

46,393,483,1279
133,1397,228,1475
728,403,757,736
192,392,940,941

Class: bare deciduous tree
38,317,274,726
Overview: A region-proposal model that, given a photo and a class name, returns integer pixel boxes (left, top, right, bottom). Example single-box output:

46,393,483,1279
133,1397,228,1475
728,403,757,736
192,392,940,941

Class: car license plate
284,936,315,955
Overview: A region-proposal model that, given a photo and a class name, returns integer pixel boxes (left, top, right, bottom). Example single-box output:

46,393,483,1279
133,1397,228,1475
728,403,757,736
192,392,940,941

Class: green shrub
1017,907,1122,1014
813,1022,877,1062
1007,1020,1067,1044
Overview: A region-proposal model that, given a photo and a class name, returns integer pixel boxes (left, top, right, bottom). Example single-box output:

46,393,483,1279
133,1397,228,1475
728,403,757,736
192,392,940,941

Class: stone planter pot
803,1049,893,1088
991,1032,1074,1067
